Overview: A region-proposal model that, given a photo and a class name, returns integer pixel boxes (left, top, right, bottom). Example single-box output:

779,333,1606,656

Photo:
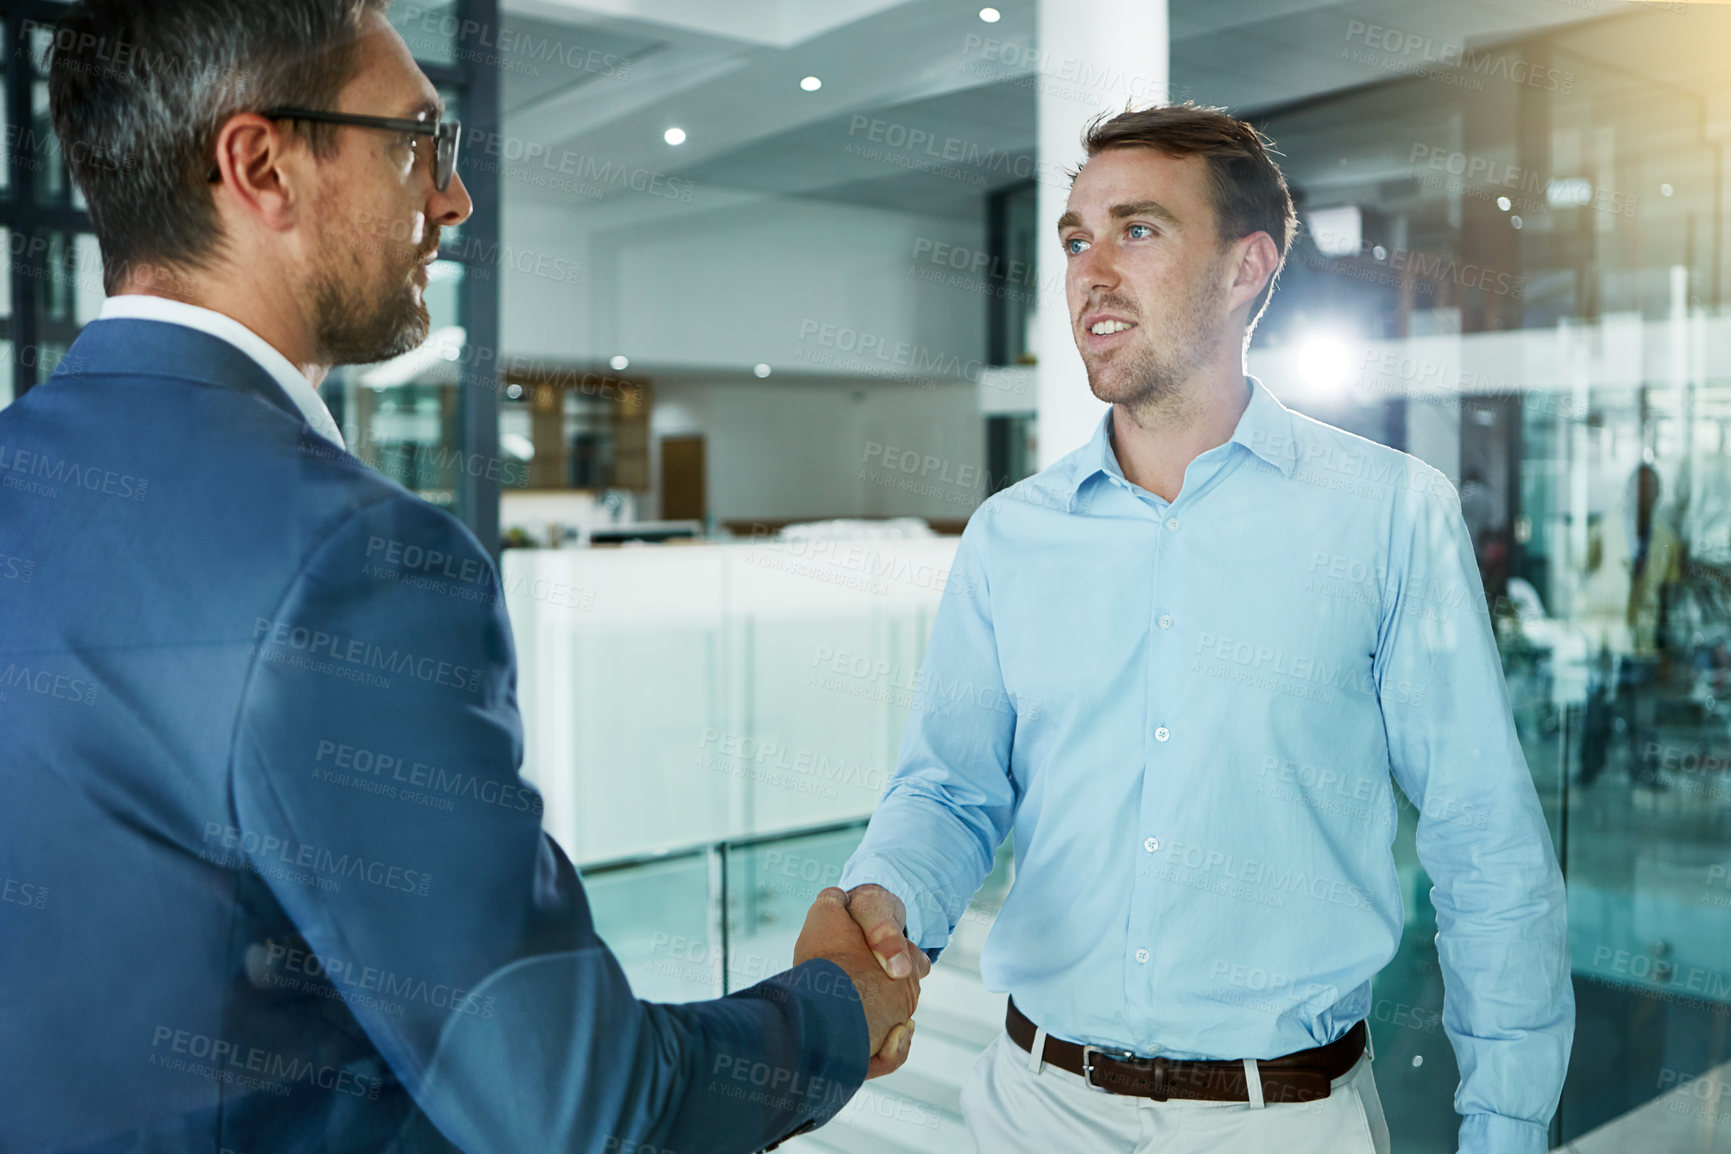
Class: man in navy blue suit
0,3,918,1152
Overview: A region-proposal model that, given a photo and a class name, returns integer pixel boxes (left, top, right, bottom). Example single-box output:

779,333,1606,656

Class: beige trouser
960,1031,1392,1154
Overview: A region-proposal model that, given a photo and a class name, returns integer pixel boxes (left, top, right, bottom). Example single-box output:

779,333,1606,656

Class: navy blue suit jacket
0,318,867,1153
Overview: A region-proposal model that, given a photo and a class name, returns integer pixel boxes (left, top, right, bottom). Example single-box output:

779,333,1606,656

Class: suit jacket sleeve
229,494,868,1154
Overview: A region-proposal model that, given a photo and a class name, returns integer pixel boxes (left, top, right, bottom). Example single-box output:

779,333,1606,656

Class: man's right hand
794,888,921,1078
841,884,930,983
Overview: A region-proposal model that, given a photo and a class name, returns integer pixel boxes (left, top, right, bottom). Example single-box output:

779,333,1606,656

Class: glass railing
568,628,1728,1152
580,818,874,1003
579,817,1017,1154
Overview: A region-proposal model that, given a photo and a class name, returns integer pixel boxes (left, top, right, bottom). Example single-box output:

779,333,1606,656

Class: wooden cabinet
504,363,652,491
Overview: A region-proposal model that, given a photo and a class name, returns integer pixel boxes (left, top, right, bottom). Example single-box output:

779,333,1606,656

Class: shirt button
1135,948,1151,964
1158,614,1173,630
1165,516,1180,531
1144,837,1160,853
1154,726,1170,742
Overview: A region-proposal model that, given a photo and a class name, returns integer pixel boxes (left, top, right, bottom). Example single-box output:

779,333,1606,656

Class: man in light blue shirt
834,103,1572,1153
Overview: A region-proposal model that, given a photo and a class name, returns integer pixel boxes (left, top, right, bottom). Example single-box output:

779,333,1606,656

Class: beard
1082,259,1229,413
310,231,435,367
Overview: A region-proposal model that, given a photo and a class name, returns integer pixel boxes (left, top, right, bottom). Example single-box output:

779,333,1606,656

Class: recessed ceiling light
754,363,773,378
800,76,822,92
664,127,686,146
1662,182,1675,197
1496,196,1511,211
610,355,630,371
1511,215,1523,229
979,6,1001,21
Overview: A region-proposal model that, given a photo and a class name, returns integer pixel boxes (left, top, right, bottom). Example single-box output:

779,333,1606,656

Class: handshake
793,884,931,1078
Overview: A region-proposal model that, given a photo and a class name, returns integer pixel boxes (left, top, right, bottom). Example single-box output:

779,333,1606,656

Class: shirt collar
97,295,345,450
1230,375,1299,477
1052,375,1298,507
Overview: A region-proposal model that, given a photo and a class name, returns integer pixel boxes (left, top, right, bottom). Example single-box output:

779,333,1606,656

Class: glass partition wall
0,0,504,548
1,2,99,405
1249,7,1731,1147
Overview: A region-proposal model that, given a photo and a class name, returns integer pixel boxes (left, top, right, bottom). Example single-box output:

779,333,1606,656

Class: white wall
501,188,989,374
497,196,597,361
653,377,986,525
500,182,994,526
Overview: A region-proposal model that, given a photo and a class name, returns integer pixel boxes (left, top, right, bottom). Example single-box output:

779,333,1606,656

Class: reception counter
501,534,960,864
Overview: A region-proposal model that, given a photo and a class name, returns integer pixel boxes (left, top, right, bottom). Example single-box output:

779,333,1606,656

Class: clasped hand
792,885,931,1078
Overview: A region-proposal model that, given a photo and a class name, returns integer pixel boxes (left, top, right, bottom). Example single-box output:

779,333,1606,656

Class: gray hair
48,0,391,293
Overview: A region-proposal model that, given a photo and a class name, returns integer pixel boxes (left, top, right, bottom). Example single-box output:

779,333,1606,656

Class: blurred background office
5,0,1731,1148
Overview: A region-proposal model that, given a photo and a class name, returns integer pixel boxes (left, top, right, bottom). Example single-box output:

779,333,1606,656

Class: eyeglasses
205,107,463,191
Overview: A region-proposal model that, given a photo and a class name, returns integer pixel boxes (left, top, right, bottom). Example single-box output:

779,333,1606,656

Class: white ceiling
509,0,917,48
472,0,1697,218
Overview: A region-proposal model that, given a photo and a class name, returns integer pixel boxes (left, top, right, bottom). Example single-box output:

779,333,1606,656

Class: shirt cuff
838,857,947,951
1458,1112,1551,1154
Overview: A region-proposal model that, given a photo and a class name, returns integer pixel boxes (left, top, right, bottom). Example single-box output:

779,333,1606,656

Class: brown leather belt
1006,999,1365,1103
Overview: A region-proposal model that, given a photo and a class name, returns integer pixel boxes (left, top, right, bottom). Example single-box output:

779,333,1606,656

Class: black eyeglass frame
205,107,463,190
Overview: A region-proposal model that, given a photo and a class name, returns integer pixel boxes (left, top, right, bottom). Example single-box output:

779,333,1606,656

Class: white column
1034,0,1169,468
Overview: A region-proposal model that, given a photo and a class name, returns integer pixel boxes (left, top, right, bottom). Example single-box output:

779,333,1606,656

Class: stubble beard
310,229,434,367
1083,263,1229,422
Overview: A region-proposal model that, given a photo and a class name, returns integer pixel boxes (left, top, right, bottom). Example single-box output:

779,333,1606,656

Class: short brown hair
1080,102,1297,330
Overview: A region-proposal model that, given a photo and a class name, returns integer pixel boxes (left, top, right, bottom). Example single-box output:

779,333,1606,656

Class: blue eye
1064,237,1089,255
1128,223,1155,239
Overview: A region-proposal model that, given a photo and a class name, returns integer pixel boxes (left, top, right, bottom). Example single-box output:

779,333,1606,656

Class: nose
1071,240,1119,297
433,169,474,229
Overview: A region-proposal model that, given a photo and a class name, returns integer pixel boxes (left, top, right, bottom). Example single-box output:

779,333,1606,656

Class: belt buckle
1080,1045,1164,1099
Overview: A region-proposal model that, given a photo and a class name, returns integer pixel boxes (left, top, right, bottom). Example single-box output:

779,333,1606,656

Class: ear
1227,230,1280,315
210,112,308,234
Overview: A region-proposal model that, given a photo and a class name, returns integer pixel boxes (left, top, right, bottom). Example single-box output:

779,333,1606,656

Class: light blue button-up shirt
842,378,1573,1154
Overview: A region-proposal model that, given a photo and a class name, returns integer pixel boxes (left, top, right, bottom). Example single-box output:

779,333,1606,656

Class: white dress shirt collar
97,294,345,450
